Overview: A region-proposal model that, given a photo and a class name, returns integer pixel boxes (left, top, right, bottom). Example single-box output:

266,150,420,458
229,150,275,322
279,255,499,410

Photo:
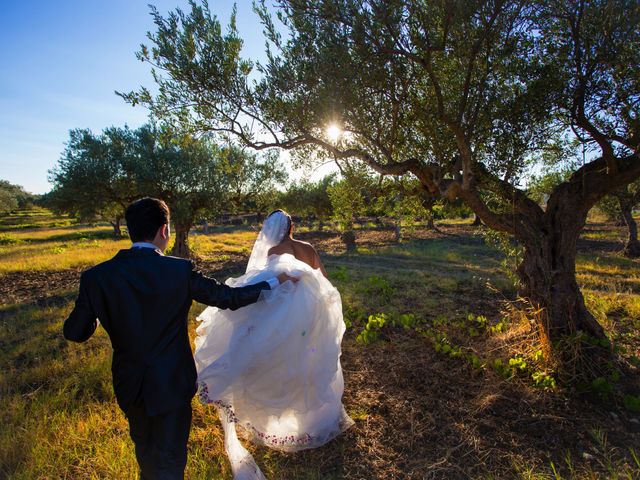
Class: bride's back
269,238,327,277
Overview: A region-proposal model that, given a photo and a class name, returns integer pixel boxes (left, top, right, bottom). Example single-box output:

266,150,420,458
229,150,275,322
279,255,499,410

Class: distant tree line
0,181,35,215
47,124,286,257
47,122,474,257
279,165,474,251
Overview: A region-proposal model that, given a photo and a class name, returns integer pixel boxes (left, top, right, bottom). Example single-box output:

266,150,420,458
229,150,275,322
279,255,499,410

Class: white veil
245,210,290,272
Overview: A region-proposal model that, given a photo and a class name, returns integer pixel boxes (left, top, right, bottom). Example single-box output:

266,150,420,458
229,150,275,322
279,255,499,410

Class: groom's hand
277,273,299,284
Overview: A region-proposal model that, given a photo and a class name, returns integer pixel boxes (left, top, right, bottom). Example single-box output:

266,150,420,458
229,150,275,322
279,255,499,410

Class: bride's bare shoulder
268,242,293,256
290,238,314,249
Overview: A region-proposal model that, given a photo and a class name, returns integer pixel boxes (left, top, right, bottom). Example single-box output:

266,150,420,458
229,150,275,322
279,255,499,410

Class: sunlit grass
0,298,234,479
0,237,131,274
0,220,258,274
436,217,476,225
190,230,257,259
4,225,115,242
577,254,640,294
581,229,626,241
513,449,640,480
0,207,75,230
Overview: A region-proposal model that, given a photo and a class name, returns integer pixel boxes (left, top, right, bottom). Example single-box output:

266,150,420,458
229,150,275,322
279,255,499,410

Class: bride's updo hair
268,209,292,237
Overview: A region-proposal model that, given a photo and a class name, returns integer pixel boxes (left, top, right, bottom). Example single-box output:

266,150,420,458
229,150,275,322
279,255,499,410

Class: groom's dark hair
125,197,170,242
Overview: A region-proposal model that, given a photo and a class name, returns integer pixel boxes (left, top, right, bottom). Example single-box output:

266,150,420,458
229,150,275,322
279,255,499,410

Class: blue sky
0,1,288,194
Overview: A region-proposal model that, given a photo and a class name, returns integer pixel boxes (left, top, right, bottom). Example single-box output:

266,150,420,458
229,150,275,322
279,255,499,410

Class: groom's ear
153,223,169,242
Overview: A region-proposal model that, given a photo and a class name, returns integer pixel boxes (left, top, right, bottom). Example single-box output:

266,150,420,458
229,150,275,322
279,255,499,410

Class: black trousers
126,400,192,480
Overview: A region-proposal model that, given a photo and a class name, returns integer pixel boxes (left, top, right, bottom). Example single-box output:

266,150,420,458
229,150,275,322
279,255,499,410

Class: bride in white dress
194,210,353,479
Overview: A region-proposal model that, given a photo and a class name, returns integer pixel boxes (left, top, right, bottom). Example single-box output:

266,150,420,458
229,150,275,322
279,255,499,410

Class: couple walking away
64,198,353,479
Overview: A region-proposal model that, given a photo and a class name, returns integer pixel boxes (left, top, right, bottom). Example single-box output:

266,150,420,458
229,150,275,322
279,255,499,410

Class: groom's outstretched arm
189,262,272,310
64,272,98,342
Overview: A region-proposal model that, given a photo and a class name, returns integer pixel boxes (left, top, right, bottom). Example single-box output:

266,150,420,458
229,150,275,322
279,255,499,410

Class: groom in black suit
63,197,292,479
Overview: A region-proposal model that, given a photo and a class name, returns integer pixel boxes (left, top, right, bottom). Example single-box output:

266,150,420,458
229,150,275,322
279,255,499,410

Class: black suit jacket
63,247,270,416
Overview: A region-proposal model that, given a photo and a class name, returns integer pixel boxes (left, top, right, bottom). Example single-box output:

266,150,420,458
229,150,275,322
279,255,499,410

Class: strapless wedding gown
194,253,353,478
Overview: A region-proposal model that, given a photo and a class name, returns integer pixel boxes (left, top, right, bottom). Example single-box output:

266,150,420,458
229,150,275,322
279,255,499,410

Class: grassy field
1,208,639,479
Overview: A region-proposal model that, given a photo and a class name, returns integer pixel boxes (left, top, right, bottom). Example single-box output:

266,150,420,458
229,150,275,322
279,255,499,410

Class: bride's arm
313,252,329,278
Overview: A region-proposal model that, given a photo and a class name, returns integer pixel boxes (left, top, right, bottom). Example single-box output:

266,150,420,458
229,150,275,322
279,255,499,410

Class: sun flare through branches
326,124,342,143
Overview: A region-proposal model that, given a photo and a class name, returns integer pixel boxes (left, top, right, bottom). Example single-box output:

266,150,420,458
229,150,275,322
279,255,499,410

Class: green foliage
468,352,485,369
280,174,336,221
597,194,623,222
508,355,528,372
422,312,558,389
591,377,614,400
327,169,372,231
0,233,21,245
526,165,575,205
49,124,286,255
596,179,640,226
364,275,395,303
356,313,388,345
373,176,435,238
481,229,523,287
623,394,640,413
0,181,34,216
331,266,349,282
217,145,287,214
0,188,18,215
48,127,139,233
530,371,557,389
491,359,511,379
434,199,473,220
354,309,427,345
397,313,419,330
342,302,365,329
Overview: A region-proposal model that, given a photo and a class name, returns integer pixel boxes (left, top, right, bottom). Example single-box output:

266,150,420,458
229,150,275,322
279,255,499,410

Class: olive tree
280,174,336,228
218,145,287,216
377,176,440,240
49,127,139,236
0,185,19,215
131,125,226,257
122,0,640,350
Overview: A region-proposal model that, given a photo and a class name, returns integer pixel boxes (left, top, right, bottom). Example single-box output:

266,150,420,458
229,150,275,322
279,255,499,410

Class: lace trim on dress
198,382,354,451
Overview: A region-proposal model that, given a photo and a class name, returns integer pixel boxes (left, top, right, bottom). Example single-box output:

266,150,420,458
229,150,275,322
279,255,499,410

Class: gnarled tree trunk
394,219,402,242
515,185,606,341
517,227,604,341
619,200,640,257
341,229,357,252
458,163,619,345
110,215,122,238
171,223,192,258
